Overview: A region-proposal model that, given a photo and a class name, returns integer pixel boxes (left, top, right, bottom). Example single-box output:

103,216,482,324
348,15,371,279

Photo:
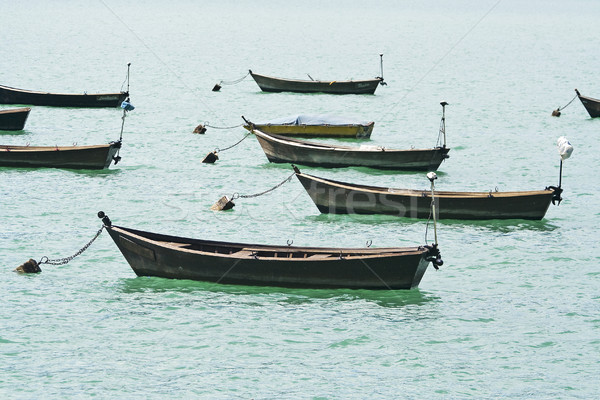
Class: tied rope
436,114,445,148
215,132,252,153
38,226,104,266
554,93,578,113
213,71,251,91
204,122,244,130
425,203,434,244
232,172,295,199
217,71,250,86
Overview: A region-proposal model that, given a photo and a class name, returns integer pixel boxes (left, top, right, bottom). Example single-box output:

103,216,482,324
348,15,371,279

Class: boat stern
105,141,122,169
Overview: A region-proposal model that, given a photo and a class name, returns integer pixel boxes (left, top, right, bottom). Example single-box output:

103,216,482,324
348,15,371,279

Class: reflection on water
69,168,122,177
0,130,28,135
118,276,440,309
306,212,560,232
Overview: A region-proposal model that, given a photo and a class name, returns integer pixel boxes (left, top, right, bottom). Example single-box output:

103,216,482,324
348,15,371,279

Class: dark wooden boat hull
254,130,449,170
576,90,600,118
250,71,382,95
105,225,436,289
0,85,128,107
0,107,31,130
0,142,120,169
295,171,556,220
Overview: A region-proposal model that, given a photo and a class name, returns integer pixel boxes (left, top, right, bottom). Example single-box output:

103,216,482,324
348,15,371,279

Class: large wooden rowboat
294,167,561,220
99,212,442,290
249,70,384,95
242,115,374,139
0,142,121,169
251,128,449,171
0,107,31,130
575,89,600,118
0,84,128,108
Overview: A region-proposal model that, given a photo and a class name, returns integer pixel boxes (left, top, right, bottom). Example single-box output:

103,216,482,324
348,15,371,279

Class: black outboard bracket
424,244,443,270
546,185,563,206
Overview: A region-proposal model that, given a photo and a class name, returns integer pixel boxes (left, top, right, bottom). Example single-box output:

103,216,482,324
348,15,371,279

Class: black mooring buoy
15,259,42,274
552,109,561,117
212,84,221,92
202,151,219,163
193,124,207,134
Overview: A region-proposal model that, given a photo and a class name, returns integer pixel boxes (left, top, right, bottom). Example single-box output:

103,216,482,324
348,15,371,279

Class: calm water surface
1,0,599,398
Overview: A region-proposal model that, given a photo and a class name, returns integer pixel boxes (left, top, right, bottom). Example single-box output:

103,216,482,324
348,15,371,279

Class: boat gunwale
0,84,127,97
297,171,554,199
0,107,32,115
111,225,426,260
577,92,600,103
253,129,443,153
249,71,383,86
0,143,116,152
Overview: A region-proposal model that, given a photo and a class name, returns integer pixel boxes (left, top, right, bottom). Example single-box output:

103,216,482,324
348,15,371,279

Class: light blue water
1,0,599,398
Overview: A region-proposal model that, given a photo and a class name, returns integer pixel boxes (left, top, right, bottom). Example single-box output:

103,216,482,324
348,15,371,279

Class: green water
1,0,599,398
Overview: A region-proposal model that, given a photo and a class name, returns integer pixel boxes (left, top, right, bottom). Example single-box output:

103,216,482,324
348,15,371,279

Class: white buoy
557,136,573,161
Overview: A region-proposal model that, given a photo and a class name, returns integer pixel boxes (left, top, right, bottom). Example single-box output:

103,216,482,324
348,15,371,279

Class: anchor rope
218,71,250,86
215,132,252,153
232,172,295,199
556,93,578,111
120,72,128,92
38,226,104,266
436,117,445,148
204,122,244,130
425,205,433,244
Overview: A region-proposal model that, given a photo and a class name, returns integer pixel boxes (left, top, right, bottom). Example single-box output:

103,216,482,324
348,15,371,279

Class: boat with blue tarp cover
242,114,374,138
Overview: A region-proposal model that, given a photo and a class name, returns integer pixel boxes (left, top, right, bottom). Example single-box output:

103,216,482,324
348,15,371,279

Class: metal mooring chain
38,226,104,266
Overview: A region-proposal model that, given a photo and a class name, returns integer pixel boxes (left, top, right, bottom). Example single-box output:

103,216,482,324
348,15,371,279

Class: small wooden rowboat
0,141,121,169
0,107,31,130
251,128,449,170
249,70,384,95
99,212,442,289
575,89,600,118
242,115,374,139
0,84,128,108
294,167,562,220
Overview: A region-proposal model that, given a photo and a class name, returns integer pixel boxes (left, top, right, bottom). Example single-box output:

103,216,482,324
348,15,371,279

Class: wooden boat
575,89,600,118
249,70,384,94
0,141,121,169
293,167,562,220
242,115,374,139
99,212,442,289
0,84,128,108
250,128,449,171
0,107,31,130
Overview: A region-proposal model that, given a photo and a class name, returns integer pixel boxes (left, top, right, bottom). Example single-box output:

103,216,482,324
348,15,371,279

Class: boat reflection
119,276,441,309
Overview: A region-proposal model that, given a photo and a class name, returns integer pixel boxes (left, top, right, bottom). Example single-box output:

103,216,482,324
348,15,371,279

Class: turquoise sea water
1,0,599,398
